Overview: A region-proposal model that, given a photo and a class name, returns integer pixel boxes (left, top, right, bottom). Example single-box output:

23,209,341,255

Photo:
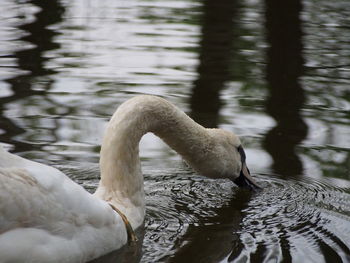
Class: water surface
0,0,349,262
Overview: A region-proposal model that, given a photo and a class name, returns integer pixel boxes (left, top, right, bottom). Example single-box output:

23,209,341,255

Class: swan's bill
234,145,261,191
234,163,260,191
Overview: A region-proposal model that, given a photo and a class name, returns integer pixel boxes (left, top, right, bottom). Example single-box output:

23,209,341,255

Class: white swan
0,95,259,262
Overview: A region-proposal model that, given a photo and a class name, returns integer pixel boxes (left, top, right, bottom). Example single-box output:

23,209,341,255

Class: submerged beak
234,162,260,191
233,146,261,191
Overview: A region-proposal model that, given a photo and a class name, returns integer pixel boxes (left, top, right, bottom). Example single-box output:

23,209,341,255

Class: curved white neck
94,96,210,229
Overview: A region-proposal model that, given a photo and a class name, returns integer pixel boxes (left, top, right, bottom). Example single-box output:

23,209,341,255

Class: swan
0,95,259,262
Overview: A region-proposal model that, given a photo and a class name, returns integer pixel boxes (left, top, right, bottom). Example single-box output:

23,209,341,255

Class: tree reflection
190,0,238,128
0,0,65,152
168,191,251,263
168,0,248,261
263,0,308,177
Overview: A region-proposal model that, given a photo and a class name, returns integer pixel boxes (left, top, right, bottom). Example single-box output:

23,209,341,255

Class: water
0,0,350,262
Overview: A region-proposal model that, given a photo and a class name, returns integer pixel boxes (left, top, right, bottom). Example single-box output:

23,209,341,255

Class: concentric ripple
229,174,350,263
142,169,350,263
143,166,237,262
59,162,350,263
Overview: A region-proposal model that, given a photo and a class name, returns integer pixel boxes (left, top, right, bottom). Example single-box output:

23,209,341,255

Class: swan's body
0,148,126,262
0,95,257,262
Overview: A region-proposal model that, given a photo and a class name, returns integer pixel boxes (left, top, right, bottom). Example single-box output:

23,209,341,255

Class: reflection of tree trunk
170,1,248,261
190,0,237,128
263,0,308,177
0,0,64,151
14,0,64,78
169,192,251,263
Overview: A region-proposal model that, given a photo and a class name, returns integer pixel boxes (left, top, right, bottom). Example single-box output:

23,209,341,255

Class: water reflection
235,175,350,262
0,0,349,262
168,190,251,263
168,1,244,260
263,0,308,177
190,0,238,128
0,0,65,152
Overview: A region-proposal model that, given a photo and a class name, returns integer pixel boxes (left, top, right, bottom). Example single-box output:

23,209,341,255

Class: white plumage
0,95,253,262
0,147,126,262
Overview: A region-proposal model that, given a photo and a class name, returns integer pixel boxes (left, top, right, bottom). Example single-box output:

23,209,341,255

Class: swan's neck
94,96,209,229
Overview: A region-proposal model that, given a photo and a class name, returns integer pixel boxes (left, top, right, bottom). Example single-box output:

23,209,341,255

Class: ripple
55,163,350,263
143,166,236,261
230,174,350,263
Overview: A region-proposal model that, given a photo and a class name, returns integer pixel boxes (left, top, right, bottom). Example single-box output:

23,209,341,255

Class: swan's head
195,129,260,191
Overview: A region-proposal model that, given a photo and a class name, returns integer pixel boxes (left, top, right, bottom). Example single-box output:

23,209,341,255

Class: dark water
0,0,350,262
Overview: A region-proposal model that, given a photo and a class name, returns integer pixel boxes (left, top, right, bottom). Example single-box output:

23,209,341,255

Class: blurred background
0,0,349,262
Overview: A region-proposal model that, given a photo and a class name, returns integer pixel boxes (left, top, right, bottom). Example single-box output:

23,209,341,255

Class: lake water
0,0,349,262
